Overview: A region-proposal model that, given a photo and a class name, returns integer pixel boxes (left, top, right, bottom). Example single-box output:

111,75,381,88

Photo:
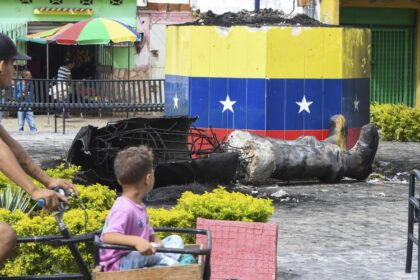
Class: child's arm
103,232,156,256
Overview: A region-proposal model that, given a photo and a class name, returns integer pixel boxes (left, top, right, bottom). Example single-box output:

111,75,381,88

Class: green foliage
0,182,115,277
68,184,116,212
148,208,195,243
175,186,274,222
0,185,32,212
45,163,81,180
371,103,420,142
0,163,273,276
149,186,274,243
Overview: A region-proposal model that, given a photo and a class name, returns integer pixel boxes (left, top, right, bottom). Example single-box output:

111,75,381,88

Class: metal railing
1,78,165,113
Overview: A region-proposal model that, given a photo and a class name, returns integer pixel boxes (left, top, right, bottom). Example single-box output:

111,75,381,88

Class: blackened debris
183,9,326,27
66,116,239,189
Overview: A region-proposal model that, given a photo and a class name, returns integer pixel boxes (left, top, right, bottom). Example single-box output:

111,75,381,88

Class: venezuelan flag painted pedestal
165,25,371,149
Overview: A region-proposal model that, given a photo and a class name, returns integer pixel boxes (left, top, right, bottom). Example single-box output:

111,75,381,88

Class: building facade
340,0,420,108
0,0,137,79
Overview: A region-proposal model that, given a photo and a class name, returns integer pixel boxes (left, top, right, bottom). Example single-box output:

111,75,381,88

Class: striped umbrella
16,23,74,44
55,17,141,45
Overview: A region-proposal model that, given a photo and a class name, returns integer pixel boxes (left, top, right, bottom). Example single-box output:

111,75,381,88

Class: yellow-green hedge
149,187,274,243
0,185,114,276
371,103,420,142
0,164,274,276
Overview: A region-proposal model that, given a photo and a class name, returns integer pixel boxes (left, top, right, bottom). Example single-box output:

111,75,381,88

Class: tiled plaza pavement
2,115,123,167
2,115,420,279
273,180,417,280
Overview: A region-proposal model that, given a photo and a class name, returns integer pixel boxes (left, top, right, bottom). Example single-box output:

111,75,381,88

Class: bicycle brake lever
53,186,71,212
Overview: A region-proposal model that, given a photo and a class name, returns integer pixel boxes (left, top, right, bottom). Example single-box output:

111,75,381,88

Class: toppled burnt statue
67,114,378,188
66,116,239,189
226,115,379,183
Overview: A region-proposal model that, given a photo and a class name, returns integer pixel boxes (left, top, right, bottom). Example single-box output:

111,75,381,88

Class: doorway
340,7,417,107
26,42,96,80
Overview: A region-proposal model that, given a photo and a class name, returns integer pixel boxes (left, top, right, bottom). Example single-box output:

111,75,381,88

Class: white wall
192,0,254,14
261,0,304,15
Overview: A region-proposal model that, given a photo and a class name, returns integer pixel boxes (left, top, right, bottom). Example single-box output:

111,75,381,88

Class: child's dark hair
114,145,154,185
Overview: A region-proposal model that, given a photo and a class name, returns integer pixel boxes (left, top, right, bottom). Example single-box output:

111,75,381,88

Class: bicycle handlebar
36,186,73,212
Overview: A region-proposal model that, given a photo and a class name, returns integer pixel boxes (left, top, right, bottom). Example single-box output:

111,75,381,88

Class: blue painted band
165,75,370,131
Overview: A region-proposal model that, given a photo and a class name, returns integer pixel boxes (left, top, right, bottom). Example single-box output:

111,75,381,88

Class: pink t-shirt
99,196,155,272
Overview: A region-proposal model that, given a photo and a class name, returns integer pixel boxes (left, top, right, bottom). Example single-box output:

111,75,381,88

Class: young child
100,145,183,272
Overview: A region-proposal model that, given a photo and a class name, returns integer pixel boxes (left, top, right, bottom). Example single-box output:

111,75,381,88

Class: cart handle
94,227,212,280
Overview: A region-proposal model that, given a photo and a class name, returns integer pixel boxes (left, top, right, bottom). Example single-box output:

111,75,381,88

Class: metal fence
0,78,165,134
1,78,165,113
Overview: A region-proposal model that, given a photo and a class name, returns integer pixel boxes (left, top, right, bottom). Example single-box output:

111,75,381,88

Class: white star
353,96,360,112
220,94,237,113
173,94,179,110
296,95,313,114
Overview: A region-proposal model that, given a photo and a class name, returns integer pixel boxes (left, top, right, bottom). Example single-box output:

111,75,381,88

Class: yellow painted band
166,25,370,79
33,8,93,16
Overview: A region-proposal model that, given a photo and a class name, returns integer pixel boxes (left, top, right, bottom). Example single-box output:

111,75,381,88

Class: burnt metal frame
94,227,212,280
90,126,225,167
406,169,420,278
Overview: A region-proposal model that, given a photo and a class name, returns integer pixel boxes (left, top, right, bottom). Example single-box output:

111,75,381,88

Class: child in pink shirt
100,145,182,272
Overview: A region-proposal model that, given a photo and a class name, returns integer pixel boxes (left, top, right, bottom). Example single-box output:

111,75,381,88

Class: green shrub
174,186,274,223
0,163,274,276
69,184,117,212
0,185,32,212
0,183,115,277
371,103,420,142
45,163,81,180
148,208,195,243
0,164,117,276
149,186,274,243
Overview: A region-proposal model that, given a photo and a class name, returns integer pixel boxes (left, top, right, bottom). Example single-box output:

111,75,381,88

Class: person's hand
134,238,156,256
30,188,68,211
46,178,78,195
151,241,163,248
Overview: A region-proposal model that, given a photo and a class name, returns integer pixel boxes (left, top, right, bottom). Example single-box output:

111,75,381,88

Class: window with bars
81,0,93,5
110,0,123,5
50,0,63,4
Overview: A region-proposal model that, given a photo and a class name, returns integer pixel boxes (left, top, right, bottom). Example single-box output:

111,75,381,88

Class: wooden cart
92,228,212,280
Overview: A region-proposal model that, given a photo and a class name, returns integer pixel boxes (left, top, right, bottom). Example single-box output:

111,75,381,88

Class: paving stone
273,181,418,280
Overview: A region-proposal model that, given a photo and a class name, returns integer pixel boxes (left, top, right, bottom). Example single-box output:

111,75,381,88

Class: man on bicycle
0,33,77,266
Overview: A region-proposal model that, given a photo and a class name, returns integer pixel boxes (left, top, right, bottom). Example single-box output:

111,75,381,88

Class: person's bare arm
0,135,66,209
103,232,156,256
0,126,77,193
